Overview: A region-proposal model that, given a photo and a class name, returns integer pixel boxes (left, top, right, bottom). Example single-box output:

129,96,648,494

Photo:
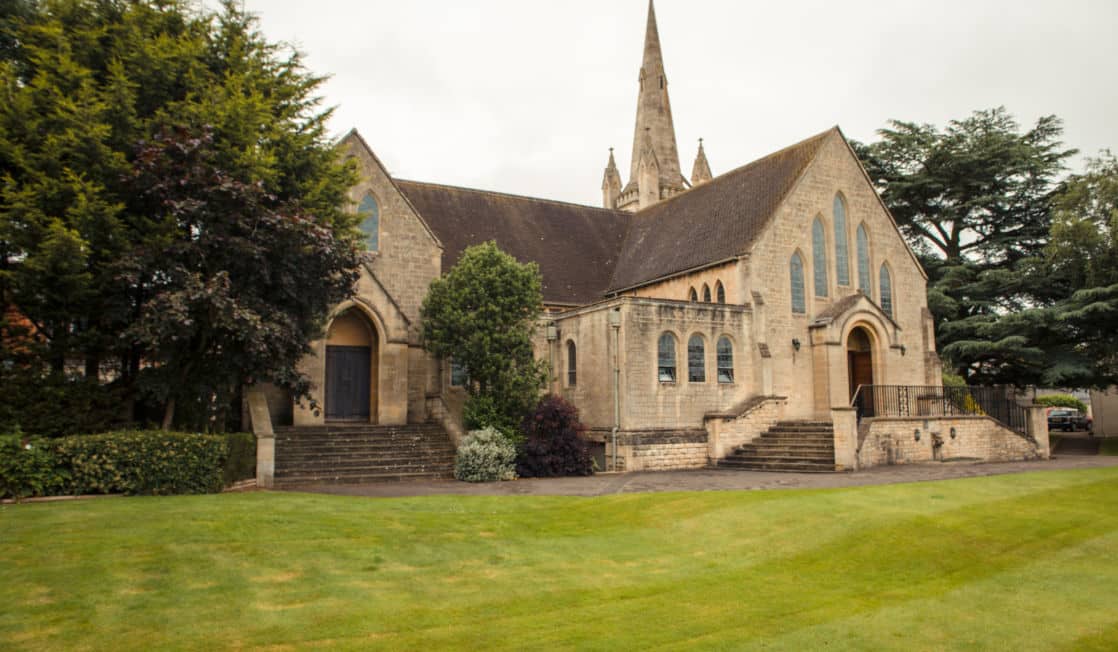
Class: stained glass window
658,333,677,382
359,193,379,251
790,253,806,314
857,224,871,294
812,217,828,297
688,335,706,383
880,264,893,318
834,194,850,285
717,337,734,383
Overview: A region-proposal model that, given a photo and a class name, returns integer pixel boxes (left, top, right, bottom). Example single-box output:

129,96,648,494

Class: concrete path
282,454,1118,498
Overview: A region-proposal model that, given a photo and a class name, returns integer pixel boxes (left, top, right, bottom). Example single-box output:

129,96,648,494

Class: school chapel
249,1,1049,484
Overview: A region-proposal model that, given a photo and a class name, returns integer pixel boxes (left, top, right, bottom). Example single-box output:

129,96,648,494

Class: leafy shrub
516,395,594,478
0,435,67,500
223,433,257,485
1035,394,1088,413
0,430,229,498
454,427,517,483
942,372,967,388
463,394,521,443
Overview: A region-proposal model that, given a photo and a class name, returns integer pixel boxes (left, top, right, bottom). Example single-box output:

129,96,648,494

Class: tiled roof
395,128,835,305
607,129,833,292
395,181,631,305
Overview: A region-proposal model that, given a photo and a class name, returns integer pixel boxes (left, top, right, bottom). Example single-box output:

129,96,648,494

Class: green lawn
4,469,1118,651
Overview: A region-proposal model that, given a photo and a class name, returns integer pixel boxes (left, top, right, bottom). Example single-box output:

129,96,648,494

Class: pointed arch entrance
847,326,874,401
325,309,379,422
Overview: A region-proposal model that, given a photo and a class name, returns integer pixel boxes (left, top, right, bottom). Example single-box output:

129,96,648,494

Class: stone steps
274,423,455,486
718,420,837,473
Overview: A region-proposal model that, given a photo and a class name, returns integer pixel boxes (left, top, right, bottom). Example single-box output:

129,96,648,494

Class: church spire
691,138,712,186
624,0,684,201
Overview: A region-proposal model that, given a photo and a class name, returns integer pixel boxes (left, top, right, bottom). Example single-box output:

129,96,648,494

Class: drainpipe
545,322,558,392
609,307,621,471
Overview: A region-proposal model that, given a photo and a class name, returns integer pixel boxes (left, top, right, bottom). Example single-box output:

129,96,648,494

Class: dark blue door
325,345,371,420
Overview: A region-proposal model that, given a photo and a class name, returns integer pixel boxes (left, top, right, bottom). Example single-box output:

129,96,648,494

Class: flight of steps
274,423,455,486
718,420,837,472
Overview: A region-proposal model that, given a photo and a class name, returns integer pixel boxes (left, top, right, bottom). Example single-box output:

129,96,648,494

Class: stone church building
251,2,1049,484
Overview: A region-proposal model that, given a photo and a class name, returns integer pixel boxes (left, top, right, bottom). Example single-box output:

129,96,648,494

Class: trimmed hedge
0,430,255,500
223,432,257,486
1035,394,1088,413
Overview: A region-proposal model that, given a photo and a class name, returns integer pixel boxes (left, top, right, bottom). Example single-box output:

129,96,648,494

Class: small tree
420,241,546,439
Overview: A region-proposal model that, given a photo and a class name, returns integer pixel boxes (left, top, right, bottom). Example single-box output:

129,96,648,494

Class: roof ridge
628,126,837,216
395,178,630,217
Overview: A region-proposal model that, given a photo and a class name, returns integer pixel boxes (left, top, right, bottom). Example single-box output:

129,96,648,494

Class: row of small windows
794,194,894,318
688,281,726,304
658,333,734,384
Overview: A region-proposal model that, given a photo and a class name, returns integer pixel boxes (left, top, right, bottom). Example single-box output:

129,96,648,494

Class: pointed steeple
624,0,684,200
691,138,712,186
601,147,622,209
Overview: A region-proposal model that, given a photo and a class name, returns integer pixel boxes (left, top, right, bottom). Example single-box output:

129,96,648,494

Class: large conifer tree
0,0,361,432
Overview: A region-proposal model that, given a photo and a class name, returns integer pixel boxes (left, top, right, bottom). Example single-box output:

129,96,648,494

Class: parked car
1047,409,1091,432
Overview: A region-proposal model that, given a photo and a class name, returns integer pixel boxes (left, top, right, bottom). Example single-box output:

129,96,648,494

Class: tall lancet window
856,224,871,294
880,264,894,318
359,193,379,251
790,253,806,314
834,194,850,285
812,217,828,297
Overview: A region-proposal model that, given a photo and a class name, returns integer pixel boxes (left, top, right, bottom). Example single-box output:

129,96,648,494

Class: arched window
834,194,850,286
702,284,712,303
566,340,577,386
658,333,677,382
812,217,828,297
359,193,379,251
689,287,698,302
790,253,806,314
856,224,871,294
717,336,734,383
688,335,706,383
879,264,894,318
715,281,726,304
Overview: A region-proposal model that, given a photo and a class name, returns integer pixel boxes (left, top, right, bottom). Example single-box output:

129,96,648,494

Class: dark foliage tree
420,241,546,439
516,394,594,478
0,0,360,432
125,126,360,429
853,108,1076,382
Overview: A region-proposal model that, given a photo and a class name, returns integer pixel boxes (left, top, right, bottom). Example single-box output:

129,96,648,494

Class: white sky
238,0,1118,206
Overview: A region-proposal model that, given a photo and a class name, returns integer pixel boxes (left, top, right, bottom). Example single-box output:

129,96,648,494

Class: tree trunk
161,397,175,431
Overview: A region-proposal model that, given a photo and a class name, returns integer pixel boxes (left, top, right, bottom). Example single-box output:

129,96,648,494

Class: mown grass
3,468,1118,650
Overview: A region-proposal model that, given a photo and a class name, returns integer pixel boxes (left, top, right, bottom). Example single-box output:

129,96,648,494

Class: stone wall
704,396,787,459
617,429,710,471
857,416,1043,468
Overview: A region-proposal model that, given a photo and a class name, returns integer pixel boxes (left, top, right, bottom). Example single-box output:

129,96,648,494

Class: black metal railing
851,384,1030,436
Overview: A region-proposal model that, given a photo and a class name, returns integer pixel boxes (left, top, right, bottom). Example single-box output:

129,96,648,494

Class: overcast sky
237,0,1117,207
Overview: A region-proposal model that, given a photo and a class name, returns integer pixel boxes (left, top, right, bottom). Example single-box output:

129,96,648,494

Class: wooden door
848,351,874,399
325,345,371,420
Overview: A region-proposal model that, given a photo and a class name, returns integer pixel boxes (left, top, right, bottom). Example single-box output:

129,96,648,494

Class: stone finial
602,147,623,209
691,138,713,186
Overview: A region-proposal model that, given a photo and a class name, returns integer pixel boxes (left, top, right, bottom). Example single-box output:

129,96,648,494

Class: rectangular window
450,360,468,387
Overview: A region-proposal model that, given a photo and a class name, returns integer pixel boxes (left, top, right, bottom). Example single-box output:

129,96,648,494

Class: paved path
283,454,1118,498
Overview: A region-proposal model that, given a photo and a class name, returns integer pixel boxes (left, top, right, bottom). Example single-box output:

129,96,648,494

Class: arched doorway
847,326,874,401
325,310,378,422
